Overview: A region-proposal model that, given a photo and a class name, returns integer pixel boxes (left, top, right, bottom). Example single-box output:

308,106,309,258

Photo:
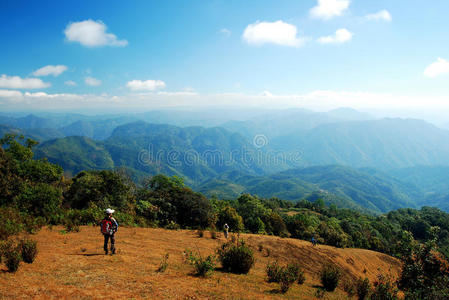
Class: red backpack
101,219,113,235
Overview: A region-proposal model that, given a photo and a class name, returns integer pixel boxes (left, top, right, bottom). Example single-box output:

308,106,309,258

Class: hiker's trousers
103,234,115,252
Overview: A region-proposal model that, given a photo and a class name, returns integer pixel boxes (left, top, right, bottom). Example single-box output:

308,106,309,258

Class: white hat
105,208,115,214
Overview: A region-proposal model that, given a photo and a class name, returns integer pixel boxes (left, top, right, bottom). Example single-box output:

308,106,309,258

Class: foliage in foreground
19,238,38,263
266,261,306,293
184,249,216,277
320,263,341,292
217,239,255,274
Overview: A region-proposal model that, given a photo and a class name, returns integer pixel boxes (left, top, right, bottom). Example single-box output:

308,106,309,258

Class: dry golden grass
0,226,401,299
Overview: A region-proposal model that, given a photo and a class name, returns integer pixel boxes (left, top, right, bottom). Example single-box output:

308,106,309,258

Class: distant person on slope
223,223,229,239
101,208,119,255
311,236,317,247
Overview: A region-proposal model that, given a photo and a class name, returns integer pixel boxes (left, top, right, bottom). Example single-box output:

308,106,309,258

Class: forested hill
35,121,292,185
197,165,419,214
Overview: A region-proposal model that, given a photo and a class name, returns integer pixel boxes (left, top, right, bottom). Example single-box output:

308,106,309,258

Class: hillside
35,121,292,185
198,165,419,213
0,226,401,299
34,136,114,176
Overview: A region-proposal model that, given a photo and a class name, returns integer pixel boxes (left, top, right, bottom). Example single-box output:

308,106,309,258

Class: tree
217,206,244,233
65,170,134,210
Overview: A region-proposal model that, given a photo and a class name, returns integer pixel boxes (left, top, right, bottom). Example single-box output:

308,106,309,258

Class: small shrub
320,263,341,292
210,230,219,239
165,221,180,230
19,238,38,263
279,264,301,293
197,229,204,238
356,277,371,300
315,288,326,298
156,253,169,273
185,249,215,277
265,248,271,257
3,241,21,273
266,261,282,282
266,261,305,293
217,239,255,274
370,274,398,300
342,279,355,297
297,268,306,285
64,220,80,233
230,234,237,243
258,244,264,252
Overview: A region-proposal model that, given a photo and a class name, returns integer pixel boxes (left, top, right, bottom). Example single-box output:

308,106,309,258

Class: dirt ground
0,226,401,299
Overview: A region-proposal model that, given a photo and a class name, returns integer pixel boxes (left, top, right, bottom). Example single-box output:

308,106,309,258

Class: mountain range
2,109,449,213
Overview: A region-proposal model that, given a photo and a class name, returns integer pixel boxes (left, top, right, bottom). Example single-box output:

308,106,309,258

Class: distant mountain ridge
196,165,418,213
35,121,291,184
271,118,449,169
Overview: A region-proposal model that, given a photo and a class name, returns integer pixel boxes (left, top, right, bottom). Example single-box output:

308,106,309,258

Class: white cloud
65,80,77,86
310,0,350,20
242,20,305,47
317,28,353,44
126,79,166,91
64,19,128,47
220,28,231,37
365,10,392,22
85,77,102,86
33,65,68,77
424,58,449,78
0,89,23,99
0,74,50,89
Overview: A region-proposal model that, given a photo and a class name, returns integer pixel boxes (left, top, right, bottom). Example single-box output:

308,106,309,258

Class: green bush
64,220,80,233
217,239,255,274
3,241,21,273
279,264,301,293
0,207,24,240
356,277,371,300
19,238,38,263
320,263,341,292
342,279,355,297
266,262,305,293
371,274,398,300
297,268,306,285
266,261,282,282
185,249,215,277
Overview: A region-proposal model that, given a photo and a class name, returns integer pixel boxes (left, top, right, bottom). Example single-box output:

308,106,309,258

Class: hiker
311,236,317,246
100,208,118,255
223,223,229,239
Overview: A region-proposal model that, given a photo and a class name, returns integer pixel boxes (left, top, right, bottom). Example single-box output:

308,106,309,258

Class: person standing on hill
223,223,229,239
100,208,119,255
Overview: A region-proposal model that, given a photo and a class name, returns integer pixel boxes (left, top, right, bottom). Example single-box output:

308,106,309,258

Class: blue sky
1,0,449,117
